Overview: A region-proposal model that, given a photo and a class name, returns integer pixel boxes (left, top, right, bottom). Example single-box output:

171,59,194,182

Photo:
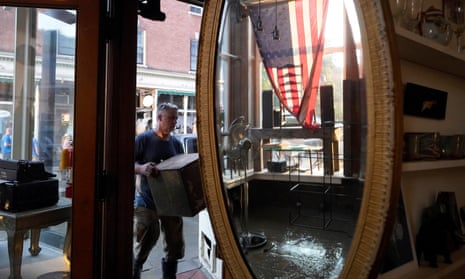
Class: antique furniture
0,199,71,279
196,0,403,278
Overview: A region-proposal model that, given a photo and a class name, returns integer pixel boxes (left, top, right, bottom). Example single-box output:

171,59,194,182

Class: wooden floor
177,268,211,279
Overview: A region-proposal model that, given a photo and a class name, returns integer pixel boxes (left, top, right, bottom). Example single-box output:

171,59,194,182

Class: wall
401,60,465,237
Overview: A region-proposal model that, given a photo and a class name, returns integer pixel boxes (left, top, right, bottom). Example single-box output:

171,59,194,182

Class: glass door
0,1,136,278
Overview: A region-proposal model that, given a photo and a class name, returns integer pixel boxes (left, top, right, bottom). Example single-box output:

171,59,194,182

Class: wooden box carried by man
148,153,205,217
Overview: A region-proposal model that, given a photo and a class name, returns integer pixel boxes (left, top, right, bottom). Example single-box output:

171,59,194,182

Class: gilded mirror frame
196,0,403,278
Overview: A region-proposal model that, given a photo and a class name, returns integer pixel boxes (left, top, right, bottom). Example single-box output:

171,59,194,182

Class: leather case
0,159,55,182
0,178,59,212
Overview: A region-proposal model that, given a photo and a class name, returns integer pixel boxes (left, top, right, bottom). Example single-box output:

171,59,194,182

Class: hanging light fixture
256,0,263,31
272,0,280,40
142,95,154,107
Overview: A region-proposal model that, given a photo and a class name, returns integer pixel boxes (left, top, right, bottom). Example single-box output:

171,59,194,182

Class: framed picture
379,191,414,274
437,191,464,235
403,82,448,120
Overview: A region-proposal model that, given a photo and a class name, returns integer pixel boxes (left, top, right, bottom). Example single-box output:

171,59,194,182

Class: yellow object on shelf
60,149,69,170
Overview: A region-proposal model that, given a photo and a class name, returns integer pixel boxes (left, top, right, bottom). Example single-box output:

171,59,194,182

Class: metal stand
288,183,333,229
239,231,267,250
238,162,267,251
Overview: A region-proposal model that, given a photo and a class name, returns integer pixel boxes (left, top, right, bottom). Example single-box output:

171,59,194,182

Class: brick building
0,1,202,138
135,1,202,134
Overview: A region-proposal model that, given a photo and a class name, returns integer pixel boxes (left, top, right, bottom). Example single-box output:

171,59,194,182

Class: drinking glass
402,0,424,33
444,0,465,52
390,0,406,24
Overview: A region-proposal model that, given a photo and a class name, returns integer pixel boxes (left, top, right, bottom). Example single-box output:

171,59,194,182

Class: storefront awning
157,89,195,97
0,77,13,82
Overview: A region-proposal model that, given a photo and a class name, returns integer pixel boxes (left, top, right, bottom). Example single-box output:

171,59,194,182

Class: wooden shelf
406,246,465,279
393,10,465,279
380,246,465,279
402,159,465,172
395,26,465,78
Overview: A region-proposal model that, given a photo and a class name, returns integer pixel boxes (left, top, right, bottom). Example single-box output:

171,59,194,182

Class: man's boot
161,258,177,279
132,257,142,279
133,266,141,279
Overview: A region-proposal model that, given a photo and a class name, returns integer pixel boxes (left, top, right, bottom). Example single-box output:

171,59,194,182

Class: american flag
248,0,329,128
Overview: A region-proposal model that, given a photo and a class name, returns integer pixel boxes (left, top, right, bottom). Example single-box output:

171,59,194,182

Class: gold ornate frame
195,0,403,278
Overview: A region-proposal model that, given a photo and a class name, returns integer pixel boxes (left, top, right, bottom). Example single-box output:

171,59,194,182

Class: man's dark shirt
134,130,184,209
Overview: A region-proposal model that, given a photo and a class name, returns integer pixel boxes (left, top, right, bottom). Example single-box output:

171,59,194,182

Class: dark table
0,199,71,279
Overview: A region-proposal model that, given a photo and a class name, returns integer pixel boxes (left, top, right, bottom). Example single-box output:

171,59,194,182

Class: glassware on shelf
444,0,465,52
390,0,406,24
420,6,453,46
401,0,424,33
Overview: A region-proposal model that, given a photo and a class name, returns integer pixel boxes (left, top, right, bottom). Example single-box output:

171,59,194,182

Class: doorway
0,1,207,278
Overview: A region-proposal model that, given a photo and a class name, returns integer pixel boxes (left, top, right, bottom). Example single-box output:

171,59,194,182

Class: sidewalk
0,215,210,279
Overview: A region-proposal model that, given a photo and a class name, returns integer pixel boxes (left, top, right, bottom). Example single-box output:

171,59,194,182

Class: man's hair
157,102,178,114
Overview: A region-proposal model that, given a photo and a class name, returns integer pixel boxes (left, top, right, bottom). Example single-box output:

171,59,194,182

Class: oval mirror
196,0,402,278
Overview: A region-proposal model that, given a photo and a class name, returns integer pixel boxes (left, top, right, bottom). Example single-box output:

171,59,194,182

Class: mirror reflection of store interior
212,0,367,278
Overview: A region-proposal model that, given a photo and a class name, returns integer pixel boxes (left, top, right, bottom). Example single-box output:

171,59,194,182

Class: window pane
158,94,183,109
189,5,202,16
137,29,144,64
186,111,196,134
190,39,198,71
0,6,76,278
0,80,13,102
187,95,196,110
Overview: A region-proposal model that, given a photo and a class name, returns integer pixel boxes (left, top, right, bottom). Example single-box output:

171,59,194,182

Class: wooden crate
148,153,205,217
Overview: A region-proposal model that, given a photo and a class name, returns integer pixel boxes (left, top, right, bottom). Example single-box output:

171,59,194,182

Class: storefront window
0,7,76,277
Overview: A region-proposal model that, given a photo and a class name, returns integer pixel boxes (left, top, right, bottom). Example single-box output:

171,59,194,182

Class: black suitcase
0,159,55,182
0,178,59,212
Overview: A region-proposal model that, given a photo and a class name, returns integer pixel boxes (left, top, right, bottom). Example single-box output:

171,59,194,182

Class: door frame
95,0,137,278
0,1,137,278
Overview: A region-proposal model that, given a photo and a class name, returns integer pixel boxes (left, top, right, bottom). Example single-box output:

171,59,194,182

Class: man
1,127,12,160
133,103,185,279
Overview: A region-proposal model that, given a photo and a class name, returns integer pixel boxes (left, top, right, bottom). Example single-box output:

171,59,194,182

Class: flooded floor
236,204,356,279
0,205,355,279
0,180,359,278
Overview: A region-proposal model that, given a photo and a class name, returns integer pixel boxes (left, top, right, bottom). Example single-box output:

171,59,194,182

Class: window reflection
0,7,76,170
217,0,364,178
215,0,366,277
0,6,76,278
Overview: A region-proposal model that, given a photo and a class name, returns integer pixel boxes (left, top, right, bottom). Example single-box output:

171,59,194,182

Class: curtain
248,0,329,129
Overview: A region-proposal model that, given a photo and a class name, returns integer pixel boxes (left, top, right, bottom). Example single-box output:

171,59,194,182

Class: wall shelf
392,6,465,278
395,26,465,78
381,246,465,279
402,159,465,172
402,247,465,279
